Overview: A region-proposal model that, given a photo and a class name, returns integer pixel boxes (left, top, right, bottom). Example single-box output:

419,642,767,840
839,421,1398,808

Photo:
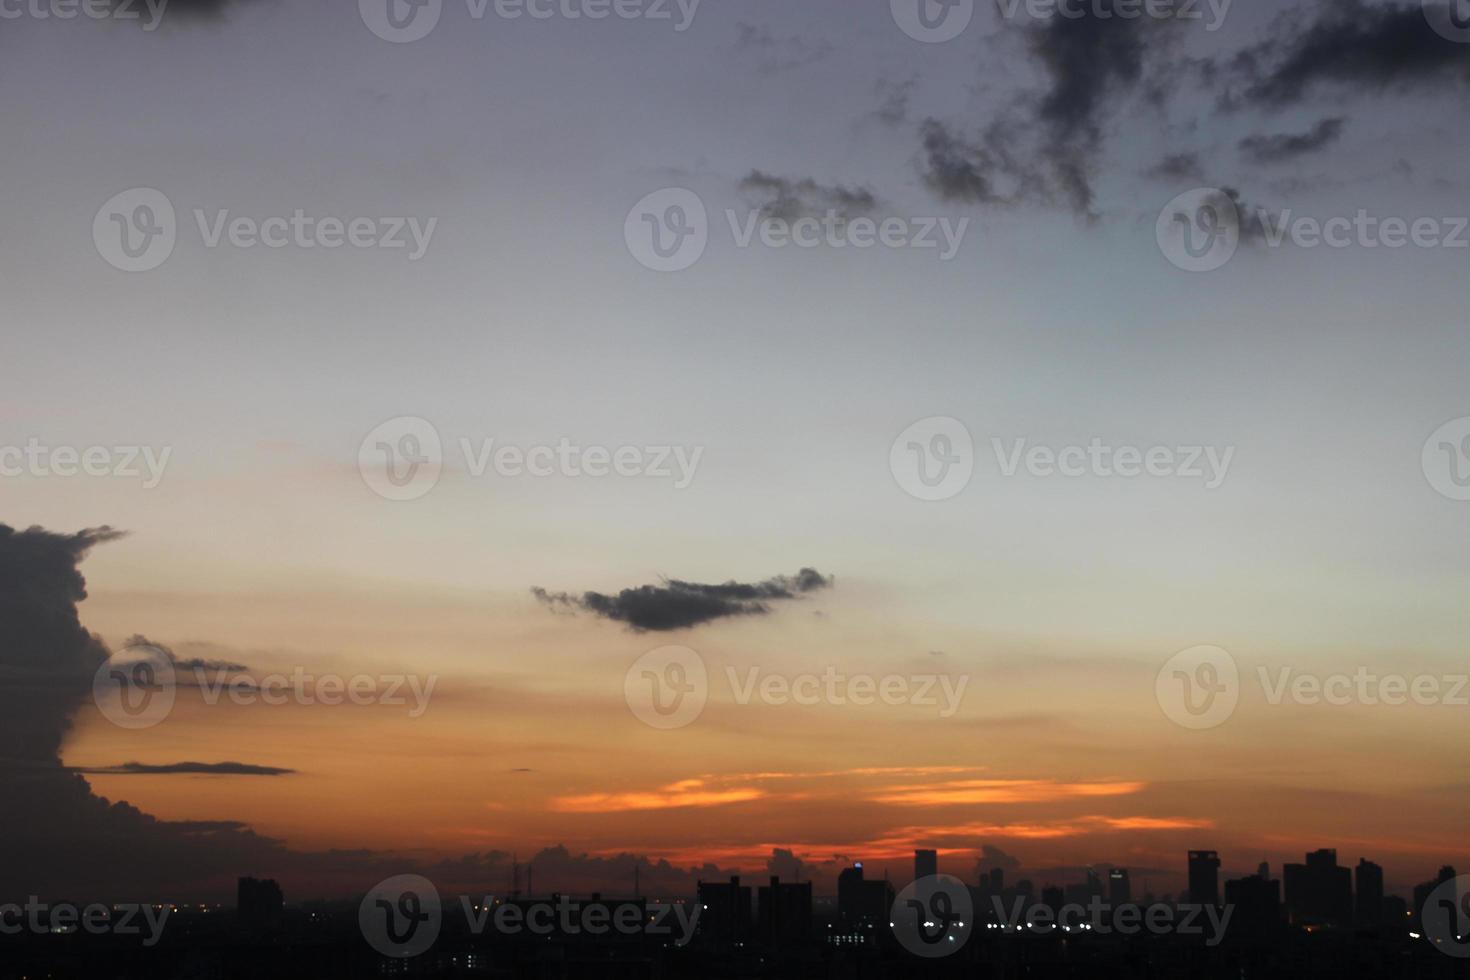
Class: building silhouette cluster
3,849,1465,980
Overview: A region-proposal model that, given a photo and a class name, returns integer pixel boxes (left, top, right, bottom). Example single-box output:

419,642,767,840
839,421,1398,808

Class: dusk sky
3,0,1470,904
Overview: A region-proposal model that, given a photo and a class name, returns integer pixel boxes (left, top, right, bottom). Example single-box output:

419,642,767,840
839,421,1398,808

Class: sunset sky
3,0,1470,903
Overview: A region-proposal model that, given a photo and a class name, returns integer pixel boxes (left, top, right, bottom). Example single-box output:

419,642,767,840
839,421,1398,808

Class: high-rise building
836,863,893,927
915,849,938,883
1041,885,1064,916
1224,872,1280,934
237,877,283,931
1283,849,1352,927
697,876,752,942
757,877,812,945
1108,868,1131,905
1356,859,1385,927
1413,865,1458,932
1187,851,1221,906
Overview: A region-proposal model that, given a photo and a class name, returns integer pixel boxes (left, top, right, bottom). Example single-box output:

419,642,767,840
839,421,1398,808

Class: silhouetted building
1413,866,1458,933
1356,859,1385,927
1041,885,1064,916
836,863,892,928
757,876,812,945
915,849,938,883
1188,851,1221,906
1225,872,1281,934
237,877,283,931
1109,868,1131,905
697,876,751,942
1283,849,1352,928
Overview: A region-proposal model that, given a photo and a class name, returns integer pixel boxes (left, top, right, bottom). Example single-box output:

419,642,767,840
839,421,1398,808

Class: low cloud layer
533,567,833,631
71,761,295,776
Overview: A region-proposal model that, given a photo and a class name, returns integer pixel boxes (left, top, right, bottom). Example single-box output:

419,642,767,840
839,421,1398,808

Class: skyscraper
697,876,752,942
1283,849,1352,927
1356,859,1385,927
915,849,938,883
1413,865,1458,933
1224,871,1281,934
1108,868,1131,905
757,876,812,945
837,863,893,927
1188,851,1221,906
237,877,283,931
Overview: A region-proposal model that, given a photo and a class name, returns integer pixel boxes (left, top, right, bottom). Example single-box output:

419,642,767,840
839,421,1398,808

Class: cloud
1160,185,1276,244
1239,116,1346,163
872,778,1147,807
122,634,250,673
974,844,1023,877
0,524,124,768
918,1,1186,218
1228,1,1470,109
734,22,832,73
766,847,808,882
1145,151,1205,182
532,567,834,632
70,761,295,776
1026,0,1157,215
551,779,768,813
873,76,917,127
0,523,765,903
737,171,878,222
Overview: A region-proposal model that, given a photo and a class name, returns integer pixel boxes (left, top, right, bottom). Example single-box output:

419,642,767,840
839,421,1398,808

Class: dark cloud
1162,185,1276,245
734,23,832,73
975,844,1024,877
123,633,250,673
0,523,751,903
1239,116,1345,163
1027,0,1156,215
737,171,878,222
1144,151,1205,182
873,76,918,127
532,568,834,632
919,1,1186,218
766,847,808,882
1229,1,1470,109
919,118,1013,206
70,761,295,776
0,525,124,768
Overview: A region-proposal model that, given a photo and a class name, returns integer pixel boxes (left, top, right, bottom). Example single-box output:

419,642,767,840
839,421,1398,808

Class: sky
2,0,1470,904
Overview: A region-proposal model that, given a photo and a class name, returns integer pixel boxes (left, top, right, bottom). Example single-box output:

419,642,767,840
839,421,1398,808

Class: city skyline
5,3,1470,971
